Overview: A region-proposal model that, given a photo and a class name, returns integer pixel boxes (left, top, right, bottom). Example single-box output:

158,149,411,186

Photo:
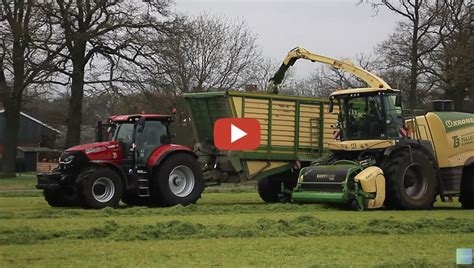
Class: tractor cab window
114,123,135,160
135,120,170,165
338,95,385,140
114,123,134,144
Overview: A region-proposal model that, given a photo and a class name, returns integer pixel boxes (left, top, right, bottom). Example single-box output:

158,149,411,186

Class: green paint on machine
434,112,474,133
184,91,333,186
291,161,371,210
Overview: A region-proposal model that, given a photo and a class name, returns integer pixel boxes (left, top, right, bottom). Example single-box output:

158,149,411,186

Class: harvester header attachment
292,160,385,211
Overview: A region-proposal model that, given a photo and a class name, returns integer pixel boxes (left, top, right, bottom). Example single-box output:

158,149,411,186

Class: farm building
0,109,61,172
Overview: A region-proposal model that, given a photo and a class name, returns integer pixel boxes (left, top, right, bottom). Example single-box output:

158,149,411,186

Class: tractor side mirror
137,117,146,133
395,95,402,107
328,100,334,113
96,120,103,142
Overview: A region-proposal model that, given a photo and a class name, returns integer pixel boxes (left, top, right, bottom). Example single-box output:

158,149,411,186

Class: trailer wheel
79,168,123,209
460,165,474,209
257,176,281,203
150,153,204,207
43,187,80,207
383,148,437,209
258,171,298,203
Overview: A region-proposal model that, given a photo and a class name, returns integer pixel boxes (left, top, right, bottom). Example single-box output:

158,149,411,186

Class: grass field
0,175,473,267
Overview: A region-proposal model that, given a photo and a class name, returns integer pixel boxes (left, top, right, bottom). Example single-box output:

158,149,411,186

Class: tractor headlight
58,151,88,172
61,155,75,164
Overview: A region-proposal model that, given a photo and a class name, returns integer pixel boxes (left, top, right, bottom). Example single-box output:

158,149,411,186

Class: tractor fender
83,160,129,191
147,144,197,168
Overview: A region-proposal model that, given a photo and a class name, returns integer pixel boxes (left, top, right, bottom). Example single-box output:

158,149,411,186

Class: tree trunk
65,63,85,148
0,40,25,177
452,91,464,112
1,99,21,177
408,16,420,110
65,44,86,148
445,85,465,112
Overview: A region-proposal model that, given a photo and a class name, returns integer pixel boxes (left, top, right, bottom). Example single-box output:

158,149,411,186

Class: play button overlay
231,124,247,143
214,118,260,150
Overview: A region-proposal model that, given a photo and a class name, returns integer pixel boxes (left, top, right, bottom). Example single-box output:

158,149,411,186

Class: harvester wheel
460,166,474,209
150,153,204,207
383,148,437,209
79,168,123,209
44,187,81,207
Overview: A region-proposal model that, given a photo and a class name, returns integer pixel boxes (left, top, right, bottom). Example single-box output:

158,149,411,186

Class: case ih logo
85,147,107,154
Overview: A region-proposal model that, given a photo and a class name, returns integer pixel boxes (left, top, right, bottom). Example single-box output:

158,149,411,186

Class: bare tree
151,14,261,93
374,0,447,109
43,0,174,148
424,0,474,111
243,57,295,91
0,0,63,176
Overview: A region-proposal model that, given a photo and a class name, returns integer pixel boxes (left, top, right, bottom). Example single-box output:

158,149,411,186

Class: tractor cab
327,88,406,150
102,114,174,167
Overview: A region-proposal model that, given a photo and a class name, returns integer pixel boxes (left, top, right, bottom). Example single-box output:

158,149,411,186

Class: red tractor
36,114,204,209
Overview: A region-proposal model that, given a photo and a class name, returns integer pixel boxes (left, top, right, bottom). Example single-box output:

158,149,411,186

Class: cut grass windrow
0,202,333,220
1,215,472,245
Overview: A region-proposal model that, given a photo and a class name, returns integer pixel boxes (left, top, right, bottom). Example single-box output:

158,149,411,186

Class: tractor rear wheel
460,166,474,209
44,186,80,207
79,168,123,209
150,153,204,207
383,148,437,209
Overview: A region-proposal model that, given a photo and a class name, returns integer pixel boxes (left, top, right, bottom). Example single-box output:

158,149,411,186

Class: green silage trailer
184,91,338,202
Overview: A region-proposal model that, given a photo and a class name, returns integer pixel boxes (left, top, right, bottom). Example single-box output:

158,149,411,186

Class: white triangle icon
231,124,247,143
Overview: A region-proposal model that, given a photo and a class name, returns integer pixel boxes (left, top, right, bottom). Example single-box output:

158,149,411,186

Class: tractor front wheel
150,153,204,207
79,168,123,209
383,148,437,209
43,186,81,207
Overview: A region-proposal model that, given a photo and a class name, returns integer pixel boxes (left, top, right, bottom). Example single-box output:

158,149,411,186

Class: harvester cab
272,47,474,210
328,88,405,142
293,88,404,210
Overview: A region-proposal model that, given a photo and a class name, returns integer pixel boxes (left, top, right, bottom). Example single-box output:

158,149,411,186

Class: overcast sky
173,0,400,78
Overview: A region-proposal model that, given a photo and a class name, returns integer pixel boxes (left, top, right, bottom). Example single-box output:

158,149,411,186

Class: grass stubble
0,176,472,267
